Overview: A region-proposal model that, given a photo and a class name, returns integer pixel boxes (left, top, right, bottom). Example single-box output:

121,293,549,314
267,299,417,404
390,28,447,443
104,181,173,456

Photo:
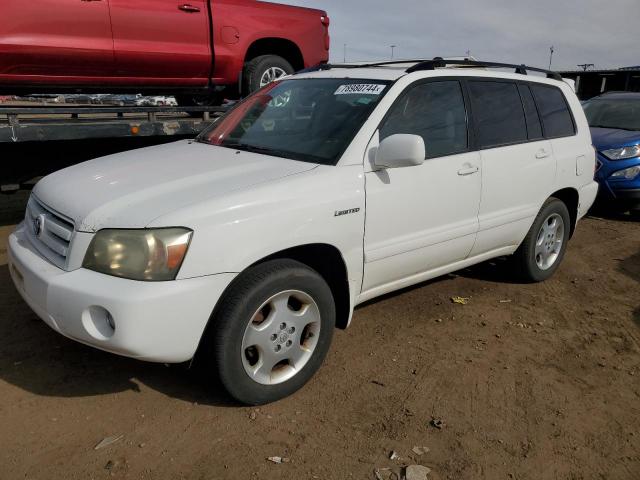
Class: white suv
8,60,599,404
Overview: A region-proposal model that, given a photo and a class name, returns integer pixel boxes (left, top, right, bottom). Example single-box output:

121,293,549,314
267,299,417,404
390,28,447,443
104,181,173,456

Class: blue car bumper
595,152,640,209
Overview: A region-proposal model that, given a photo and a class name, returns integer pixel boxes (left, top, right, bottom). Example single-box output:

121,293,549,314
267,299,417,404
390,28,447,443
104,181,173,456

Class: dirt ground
0,197,638,480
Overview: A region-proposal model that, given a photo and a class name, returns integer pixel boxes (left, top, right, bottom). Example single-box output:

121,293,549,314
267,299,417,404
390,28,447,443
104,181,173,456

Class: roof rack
301,58,563,81
298,59,432,73
406,58,563,81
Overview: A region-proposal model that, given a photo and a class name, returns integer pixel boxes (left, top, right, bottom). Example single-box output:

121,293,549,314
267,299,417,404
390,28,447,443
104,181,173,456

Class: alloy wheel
241,290,321,385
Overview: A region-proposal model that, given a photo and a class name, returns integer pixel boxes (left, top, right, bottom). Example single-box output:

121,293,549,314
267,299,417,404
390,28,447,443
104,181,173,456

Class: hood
33,140,317,232
590,127,640,149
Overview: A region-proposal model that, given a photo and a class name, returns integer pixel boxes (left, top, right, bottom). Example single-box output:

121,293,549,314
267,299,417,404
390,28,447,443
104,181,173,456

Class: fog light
82,306,116,340
106,311,116,331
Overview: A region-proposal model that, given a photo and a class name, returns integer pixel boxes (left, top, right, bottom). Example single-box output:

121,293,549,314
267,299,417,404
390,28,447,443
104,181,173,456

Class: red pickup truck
0,0,329,105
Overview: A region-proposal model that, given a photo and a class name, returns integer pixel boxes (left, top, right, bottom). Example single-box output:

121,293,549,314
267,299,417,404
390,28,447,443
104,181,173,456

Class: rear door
0,0,113,82
108,0,211,85
466,80,555,256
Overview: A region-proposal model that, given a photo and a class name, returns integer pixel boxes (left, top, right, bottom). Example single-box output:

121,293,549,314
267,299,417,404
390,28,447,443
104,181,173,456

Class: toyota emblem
33,215,44,237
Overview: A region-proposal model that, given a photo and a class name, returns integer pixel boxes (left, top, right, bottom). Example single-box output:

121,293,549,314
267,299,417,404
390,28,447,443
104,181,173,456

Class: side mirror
374,134,425,169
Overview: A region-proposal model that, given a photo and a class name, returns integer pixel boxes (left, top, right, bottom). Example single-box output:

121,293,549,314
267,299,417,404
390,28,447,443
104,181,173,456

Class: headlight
601,145,640,160
83,228,192,281
610,165,640,181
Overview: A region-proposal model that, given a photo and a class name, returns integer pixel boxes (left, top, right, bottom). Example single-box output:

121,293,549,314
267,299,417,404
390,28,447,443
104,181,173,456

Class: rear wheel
512,198,571,282
204,259,335,405
243,55,294,95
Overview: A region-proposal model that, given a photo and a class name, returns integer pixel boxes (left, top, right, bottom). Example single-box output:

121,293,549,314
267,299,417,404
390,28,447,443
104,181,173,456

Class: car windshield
583,97,640,131
196,78,391,165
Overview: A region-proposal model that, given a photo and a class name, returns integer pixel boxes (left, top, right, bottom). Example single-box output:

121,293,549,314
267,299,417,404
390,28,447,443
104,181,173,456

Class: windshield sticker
334,84,386,95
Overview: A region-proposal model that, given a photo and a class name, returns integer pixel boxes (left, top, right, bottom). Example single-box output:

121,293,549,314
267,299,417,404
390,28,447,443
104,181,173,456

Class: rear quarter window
530,84,576,138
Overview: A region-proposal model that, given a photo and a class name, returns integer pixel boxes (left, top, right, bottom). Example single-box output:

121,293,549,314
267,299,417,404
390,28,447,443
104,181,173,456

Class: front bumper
607,188,640,210
595,154,640,209
8,222,236,363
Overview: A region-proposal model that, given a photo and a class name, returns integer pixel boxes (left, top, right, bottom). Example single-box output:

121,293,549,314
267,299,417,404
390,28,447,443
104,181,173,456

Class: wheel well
550,188,579,236
245,38,305,71
257,244,351,330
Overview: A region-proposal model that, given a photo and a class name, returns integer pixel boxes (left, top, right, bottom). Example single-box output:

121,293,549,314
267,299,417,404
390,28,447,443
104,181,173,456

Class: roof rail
406,58,563,81
299,59,446,73
299,58,564,82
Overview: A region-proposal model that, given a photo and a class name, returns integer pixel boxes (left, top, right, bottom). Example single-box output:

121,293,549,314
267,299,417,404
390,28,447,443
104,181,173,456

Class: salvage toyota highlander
8,59,599,405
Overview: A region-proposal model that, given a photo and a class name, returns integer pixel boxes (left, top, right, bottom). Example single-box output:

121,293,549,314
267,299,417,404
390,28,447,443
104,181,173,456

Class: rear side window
530,84,575,138
380,81,468,158
517,84,543,140
468,81,527,148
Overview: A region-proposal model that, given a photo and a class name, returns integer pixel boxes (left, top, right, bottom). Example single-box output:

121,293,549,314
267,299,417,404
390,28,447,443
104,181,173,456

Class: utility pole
390,45,396,60
577,63,594,71
343,44,347,63
548,46,555,70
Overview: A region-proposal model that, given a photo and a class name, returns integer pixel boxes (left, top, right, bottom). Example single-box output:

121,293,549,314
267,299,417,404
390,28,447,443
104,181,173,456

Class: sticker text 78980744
334,84,386,95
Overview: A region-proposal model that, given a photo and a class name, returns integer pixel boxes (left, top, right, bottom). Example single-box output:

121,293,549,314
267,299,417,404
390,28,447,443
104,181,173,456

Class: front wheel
512,198,571,282
205,259,335,405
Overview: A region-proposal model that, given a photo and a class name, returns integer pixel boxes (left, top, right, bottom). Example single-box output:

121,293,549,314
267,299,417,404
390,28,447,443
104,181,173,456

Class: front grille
25,195,75,269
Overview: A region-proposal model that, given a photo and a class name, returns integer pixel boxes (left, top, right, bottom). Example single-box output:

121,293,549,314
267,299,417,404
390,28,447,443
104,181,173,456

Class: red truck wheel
243,55,294,94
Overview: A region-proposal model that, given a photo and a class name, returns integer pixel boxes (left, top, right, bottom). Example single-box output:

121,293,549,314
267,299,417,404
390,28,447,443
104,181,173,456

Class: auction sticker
334,84,386,95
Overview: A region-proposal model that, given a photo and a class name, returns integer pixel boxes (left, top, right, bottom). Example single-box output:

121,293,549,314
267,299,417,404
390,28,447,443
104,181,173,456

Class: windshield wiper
222,143,287,156
222,142,320,162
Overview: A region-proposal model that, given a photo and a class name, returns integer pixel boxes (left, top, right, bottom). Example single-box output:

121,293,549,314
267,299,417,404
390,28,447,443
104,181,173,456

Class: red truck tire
177,55,294,110
243,55,294,94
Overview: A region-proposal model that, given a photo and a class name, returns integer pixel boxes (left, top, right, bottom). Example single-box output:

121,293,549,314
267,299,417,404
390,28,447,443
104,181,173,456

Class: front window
197,78,391,165
380,80,468,158
583,98,640,131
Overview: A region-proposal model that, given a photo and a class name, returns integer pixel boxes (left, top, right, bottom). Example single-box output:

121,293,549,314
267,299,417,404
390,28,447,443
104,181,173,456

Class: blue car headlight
610,165,640,181
601,144,640,160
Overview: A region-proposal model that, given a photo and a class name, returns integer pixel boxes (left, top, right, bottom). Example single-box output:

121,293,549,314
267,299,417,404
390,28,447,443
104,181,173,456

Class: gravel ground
0,195,638,480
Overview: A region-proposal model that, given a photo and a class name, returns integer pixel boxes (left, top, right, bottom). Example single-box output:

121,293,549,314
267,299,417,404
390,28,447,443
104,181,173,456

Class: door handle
535,149,550,159
81,0,102,2
179,4,201,12
457,164,479,176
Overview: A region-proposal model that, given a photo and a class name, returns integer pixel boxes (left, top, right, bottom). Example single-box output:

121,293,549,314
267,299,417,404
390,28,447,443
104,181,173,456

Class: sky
277,0,639,71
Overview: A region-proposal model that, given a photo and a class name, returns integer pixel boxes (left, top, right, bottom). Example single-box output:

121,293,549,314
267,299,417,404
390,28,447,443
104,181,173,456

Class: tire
512,198,572,282
204,259,335,405
243,55,294,95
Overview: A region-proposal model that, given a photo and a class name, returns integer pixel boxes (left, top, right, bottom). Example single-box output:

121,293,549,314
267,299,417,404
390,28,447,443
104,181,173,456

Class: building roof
559,68,640,74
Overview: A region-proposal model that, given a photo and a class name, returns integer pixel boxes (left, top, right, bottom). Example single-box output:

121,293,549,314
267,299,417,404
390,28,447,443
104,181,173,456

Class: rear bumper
577,181,599,219
8,222,235,363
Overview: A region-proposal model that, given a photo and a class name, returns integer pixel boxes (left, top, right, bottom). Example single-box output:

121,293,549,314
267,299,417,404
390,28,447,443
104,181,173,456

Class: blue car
583,92,640,215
